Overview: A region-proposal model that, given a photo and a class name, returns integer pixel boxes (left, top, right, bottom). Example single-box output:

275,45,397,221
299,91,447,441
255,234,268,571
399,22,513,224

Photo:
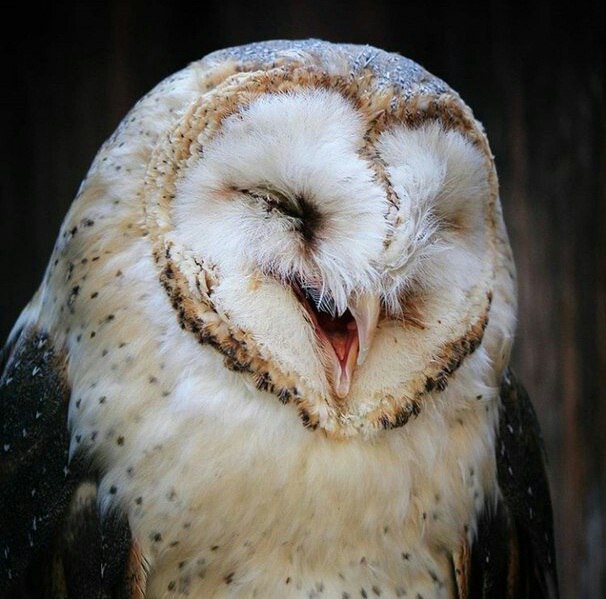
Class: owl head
56,41,516,438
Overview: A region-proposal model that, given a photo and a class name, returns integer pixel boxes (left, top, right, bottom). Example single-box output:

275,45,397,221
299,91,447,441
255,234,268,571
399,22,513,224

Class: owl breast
63,243,496,597
117,354,494,599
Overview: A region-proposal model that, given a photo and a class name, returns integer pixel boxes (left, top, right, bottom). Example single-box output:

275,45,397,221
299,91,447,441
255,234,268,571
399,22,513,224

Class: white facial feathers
173,93,490,316
378,122,490,313
165,85,495,411
173,89,388,313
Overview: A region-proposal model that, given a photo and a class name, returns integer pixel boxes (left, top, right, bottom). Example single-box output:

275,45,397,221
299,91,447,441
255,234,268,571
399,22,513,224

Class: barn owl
1,40,558,598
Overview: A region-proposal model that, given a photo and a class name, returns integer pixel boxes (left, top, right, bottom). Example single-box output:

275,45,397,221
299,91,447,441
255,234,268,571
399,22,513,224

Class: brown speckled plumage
1,40,557,598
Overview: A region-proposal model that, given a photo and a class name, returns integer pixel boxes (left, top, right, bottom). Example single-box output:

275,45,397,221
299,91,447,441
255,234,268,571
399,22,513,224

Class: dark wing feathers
0,327,133,598
496,369,559,597
466,368,559,598
0,327,75,592
59,482,132,598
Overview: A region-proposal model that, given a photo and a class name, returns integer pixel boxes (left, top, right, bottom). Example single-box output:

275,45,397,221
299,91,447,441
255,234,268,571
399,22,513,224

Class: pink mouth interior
315,309,358,365
293,282,360,389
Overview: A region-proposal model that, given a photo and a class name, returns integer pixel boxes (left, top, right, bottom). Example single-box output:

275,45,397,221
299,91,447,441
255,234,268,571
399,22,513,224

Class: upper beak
349,292,381,367
326,292,381,399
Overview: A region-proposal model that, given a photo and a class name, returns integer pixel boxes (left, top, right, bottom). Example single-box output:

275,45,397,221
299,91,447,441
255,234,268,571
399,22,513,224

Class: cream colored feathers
5,40,524,598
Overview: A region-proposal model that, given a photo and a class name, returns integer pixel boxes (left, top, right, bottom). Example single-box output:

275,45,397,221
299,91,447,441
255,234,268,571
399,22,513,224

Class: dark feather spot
68,286,80,306
291,196,323,244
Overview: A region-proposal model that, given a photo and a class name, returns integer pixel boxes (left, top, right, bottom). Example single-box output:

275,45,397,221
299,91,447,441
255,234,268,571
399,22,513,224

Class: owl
1,40,558,598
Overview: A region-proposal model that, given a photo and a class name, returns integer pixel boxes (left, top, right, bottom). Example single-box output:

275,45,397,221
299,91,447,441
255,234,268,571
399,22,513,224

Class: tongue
318,317,357,361
331,331,359,398
331,333,350,361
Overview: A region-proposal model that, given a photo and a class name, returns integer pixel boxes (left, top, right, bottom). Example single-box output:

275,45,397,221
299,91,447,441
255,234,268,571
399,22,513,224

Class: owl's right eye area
238,187,323,244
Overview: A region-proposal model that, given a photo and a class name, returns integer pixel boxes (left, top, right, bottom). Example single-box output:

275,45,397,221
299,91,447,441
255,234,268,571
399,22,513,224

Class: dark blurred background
1,1,604,596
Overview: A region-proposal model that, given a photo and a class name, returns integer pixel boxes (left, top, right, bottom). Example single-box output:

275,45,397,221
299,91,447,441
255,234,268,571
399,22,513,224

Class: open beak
293,283,380,399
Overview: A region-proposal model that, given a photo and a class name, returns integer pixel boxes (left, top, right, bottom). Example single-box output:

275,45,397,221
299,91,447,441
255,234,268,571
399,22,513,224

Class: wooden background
1,1,604,596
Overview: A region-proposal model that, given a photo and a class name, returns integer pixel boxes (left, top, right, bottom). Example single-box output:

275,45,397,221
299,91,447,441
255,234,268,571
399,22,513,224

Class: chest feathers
66,292,499,598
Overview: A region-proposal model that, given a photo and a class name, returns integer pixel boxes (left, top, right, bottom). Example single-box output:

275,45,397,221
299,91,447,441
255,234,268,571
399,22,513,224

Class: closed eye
237,187,296,215
238,187,323,244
